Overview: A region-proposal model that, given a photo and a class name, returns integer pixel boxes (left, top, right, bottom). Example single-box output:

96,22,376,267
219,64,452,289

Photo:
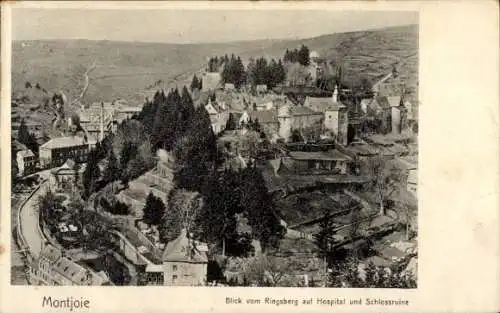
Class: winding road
18,181,50,259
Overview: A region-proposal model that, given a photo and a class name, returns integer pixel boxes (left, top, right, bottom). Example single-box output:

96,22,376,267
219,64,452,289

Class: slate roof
379,246,407,260
17,149,35,158
40,137,87,150
40,244,62,262
345,142,380,156
51,159,87,175
162,229,208,263
249,110,279,124
118,106,142,113
39,244,109,285
288,150,352,161
290,105,324,116
304,97,345,113
391,158,417,171
386,96,402,108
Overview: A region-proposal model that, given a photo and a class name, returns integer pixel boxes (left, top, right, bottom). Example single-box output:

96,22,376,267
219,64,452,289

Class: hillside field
12,24,418,133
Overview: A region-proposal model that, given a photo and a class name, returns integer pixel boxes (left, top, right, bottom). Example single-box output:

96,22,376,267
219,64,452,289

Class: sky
13,8,418,44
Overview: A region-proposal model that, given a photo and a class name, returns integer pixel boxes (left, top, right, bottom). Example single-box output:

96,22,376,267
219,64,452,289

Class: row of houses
205,85,351,145
29,244,110,286
15,99,143,176
78,100,143,142
15,135,95,177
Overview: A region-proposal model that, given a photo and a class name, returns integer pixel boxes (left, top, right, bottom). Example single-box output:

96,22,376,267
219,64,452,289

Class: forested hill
12,24,418,123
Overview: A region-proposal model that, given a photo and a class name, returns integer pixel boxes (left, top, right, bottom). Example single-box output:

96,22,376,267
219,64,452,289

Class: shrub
101,198,130,215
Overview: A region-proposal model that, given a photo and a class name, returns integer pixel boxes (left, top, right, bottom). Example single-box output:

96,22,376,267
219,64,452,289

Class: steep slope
239,24,418,94
12,24,418,137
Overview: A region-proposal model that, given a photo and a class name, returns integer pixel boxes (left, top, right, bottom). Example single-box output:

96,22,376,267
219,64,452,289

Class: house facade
239,109,280,140
16,149,37,176
277,104,324,142
29,244,109,286
205,99,230,134
39,136,90,168
49,159,86,191
393,156,418,197
161,229,208,286
303,86,349,145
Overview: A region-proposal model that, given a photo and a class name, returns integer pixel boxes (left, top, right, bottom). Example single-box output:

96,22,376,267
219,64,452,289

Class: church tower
323,85,349,146
278,104,292,142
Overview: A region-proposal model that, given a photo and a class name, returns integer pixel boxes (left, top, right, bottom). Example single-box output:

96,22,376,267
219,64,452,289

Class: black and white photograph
10,7,419,287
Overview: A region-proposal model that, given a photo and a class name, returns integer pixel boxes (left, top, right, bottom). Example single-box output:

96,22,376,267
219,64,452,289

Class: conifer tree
190,74,200,91
82,149,101,199
178,86,196,137
103,150,119,189
195,170,246,256
225,113,236,131
12,157,19,182
276,59,287,86
18,119,30,145
314,209,334,261
298,44,310,66
239,165,285,251
142,192,165,226
173,105,217,191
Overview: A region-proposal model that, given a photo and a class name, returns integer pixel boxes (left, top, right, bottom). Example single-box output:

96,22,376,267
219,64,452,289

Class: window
172,275,178,283
328,115,332,119
172,265,177,272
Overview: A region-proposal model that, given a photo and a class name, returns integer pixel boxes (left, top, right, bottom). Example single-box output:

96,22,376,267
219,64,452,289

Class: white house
16,149,36,176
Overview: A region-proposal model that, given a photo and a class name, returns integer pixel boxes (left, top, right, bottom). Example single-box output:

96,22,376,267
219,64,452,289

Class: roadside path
18,181,50,259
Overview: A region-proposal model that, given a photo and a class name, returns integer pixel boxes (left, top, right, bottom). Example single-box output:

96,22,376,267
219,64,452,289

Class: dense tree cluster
112,120,154,185
283,45,311,66
207,53,287,90
18,118,39,157
239,164,285,251
139,87,196,152
190,74,202,91
247,57,286,89
207,55,228,72
192,163,285,255
141,87,285,253
327,258,417,288
81,132,121,200
79,84,284,258
221,54,246,89
159,189,203,243
172,105,218,191
100,198,130,215
82,148,101,200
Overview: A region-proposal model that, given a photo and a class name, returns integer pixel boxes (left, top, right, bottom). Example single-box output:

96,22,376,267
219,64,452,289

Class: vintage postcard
0,1,498,313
